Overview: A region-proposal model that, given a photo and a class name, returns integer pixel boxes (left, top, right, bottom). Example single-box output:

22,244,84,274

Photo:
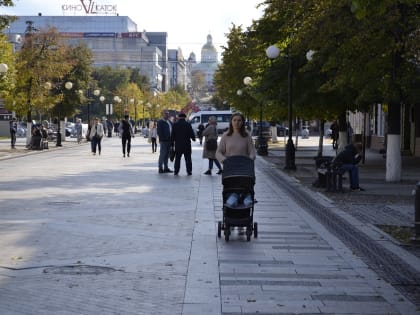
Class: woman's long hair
227,113,248,137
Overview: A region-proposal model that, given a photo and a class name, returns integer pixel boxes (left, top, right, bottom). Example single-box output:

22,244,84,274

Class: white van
188,110,232,135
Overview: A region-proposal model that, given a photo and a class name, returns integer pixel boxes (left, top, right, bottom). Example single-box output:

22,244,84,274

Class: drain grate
46,201,80,206
43,265,119,275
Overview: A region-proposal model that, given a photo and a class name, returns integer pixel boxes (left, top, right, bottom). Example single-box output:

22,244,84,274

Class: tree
11,25,74,125
0,33,14,100
217,0,420,181
0,0,16,31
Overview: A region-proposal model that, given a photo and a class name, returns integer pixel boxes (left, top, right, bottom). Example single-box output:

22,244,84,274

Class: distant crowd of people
9,111,365,191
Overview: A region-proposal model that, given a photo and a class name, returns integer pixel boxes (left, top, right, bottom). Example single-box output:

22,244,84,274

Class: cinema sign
62,0,117,15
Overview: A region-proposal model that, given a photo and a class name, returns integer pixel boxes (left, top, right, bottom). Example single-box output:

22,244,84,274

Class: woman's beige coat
202,123,218,159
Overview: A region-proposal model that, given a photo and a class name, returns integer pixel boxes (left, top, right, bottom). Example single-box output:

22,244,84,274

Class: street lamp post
242,76,268,156
92,89,100,122
80,88,100,123
113,96,122,116
45,81,73,147
266,45,296,170
142,101,146,128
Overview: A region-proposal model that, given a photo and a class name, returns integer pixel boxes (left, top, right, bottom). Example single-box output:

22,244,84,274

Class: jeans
208,158,222,170
225,193,253,208
121,134,131,155
151,137,157,152
341,163,359,189
226,193,239,208
10,131,16,148
158,141,172,170
91,136,102,154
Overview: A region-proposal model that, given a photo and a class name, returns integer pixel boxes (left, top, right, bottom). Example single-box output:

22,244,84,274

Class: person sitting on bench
333,142,364,191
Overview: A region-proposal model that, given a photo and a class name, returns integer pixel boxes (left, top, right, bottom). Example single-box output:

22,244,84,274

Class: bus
188,110,232,135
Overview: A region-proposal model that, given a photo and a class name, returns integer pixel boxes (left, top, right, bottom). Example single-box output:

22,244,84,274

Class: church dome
188,52,196,63
201,34,217,63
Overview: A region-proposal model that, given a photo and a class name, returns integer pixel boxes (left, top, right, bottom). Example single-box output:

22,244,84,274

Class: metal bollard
414,181,420,242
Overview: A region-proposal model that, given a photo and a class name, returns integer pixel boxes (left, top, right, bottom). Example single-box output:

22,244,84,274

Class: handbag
169,146,175,162
205,138,218,151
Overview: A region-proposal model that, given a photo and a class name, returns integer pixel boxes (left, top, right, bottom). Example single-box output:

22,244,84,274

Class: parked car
66,122,75,137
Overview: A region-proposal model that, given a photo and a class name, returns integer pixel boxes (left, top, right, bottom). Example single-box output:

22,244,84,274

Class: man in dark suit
171,113,196,176
157,110,173,173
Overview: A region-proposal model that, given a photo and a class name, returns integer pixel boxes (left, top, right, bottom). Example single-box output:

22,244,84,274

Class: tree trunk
386,101,402,182
337,111,348,151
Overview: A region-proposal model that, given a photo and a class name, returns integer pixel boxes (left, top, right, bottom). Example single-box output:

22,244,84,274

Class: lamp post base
284,138,296,170
56,131,62,147
256,136,268,156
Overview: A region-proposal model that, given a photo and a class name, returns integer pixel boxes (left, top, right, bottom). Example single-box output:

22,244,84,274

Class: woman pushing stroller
216,112,256,207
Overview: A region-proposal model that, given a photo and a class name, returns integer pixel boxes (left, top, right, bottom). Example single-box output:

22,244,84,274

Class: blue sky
3,0,264,61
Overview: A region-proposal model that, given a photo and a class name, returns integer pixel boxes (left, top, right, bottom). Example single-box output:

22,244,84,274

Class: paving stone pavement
0,135,419,314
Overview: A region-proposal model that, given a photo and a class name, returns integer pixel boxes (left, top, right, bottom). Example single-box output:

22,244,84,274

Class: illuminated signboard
62,0,117,15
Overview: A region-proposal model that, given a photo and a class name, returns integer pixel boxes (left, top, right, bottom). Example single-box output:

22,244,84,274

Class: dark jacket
334,144,361,165
9,120,17,133
119,119,133,137
157,118,172,141
171,119,195,154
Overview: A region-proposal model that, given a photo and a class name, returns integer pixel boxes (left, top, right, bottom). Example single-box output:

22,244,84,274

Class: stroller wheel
224,224,230,241
246,226,252,241
217,221,222,238
254,222,258,238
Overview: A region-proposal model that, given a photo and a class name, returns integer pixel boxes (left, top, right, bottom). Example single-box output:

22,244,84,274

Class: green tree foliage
215,0,419,126
163,87,191,112
129,67,150,92
0,0,16,30
10,26,75,121
0,33,14,99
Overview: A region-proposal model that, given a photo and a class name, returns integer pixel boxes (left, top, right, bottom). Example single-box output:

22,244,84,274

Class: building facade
5,15,167,93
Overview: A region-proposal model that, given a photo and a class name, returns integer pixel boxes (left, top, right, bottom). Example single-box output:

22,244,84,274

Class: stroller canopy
222,156,255,184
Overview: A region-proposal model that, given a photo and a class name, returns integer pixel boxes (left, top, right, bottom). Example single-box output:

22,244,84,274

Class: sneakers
351,187,365,191
204,170,211,175
216,169,223,175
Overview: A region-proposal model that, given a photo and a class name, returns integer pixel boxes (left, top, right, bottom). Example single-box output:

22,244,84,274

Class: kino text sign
62,0,117,15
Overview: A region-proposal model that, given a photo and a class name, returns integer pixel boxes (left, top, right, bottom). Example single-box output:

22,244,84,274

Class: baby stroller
217,156,258,241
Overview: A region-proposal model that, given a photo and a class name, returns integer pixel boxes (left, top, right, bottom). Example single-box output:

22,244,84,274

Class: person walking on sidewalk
119,114,134,157
330,120,339,149
333,142,364,191
75,118,83,144
216,112,256,207
202,116,222,175
9,117,17,149
171,113,196,175
197,123,205,145
89,117,104,156
150,122,157,153
157,110,173,173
